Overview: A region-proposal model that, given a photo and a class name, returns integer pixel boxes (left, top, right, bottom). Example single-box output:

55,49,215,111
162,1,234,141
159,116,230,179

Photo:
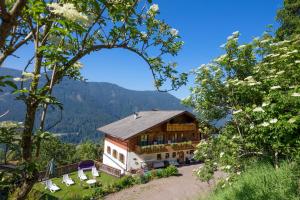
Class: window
113,149,117,159
107,146,111,154
140,134,148,146
119,153,125,164
157,135,164,144
190,150,194,154
186,151,189,154
165,153,169,159
157,154,162,160
172,152,176,158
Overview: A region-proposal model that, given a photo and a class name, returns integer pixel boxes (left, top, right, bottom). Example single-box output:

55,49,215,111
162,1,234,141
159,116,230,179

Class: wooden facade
106,112,201,154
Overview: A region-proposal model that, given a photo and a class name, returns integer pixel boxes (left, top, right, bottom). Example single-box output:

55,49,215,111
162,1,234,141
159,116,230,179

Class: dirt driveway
105,164,224,200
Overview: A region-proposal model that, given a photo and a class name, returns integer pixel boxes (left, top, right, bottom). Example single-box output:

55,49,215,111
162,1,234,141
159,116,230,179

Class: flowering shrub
184,31,300,180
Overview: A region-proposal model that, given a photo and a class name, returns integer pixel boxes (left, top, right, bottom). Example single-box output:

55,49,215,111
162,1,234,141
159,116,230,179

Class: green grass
205,162,300,200
28,170,118,200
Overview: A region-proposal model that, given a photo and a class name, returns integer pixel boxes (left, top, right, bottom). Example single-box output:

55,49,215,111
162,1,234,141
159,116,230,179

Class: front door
178,151,184,163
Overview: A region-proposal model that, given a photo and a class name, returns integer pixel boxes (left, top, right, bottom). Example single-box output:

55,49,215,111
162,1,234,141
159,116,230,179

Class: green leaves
0,76,17,92
188,31,300,181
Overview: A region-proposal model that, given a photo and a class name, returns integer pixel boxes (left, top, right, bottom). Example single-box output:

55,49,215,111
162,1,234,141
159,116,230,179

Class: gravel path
105,164,224,200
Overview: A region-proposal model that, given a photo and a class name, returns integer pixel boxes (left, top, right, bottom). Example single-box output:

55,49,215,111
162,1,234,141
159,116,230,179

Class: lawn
28,170,118,200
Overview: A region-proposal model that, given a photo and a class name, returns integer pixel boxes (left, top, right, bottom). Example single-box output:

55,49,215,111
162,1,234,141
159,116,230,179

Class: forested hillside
0,68,189,143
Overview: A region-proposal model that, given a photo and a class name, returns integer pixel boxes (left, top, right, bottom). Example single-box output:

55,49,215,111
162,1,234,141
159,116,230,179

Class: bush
206,162,300,200
117,175,136,188
140,173,152,184
93,187,106,198
162,165,178,177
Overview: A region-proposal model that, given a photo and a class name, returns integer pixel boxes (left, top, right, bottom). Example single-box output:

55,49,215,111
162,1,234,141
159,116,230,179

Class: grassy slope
29,171,117,199
206,162,300,200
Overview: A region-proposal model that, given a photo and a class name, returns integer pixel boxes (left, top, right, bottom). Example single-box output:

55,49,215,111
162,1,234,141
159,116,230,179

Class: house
97,110,200,174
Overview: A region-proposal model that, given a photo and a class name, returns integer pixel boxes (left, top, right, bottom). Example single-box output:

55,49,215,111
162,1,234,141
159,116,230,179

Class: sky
3,0,282,99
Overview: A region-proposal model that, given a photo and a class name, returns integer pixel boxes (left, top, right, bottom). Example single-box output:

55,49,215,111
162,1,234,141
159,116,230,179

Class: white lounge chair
78,169,87,181
62,174,75,186
45,180,60,193
92,166,99,177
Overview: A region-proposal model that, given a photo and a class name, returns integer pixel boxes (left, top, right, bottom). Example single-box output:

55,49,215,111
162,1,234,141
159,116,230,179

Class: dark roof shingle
97,110,193,140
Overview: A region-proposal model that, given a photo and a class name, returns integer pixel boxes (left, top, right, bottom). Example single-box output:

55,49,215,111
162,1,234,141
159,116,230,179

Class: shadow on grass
28,189,59,200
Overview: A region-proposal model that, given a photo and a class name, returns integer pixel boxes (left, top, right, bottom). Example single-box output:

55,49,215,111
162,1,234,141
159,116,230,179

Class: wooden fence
38,162,79,181
95,161,122,178
38,160,122,181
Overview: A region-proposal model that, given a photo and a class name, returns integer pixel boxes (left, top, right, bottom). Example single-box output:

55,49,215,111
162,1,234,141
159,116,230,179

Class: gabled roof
97,110,195,140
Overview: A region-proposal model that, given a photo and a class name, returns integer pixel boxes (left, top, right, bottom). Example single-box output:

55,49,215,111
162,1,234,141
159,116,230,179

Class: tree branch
0,0,27,49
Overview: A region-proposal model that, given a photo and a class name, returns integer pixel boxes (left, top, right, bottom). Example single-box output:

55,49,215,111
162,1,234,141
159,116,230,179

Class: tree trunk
4,144,8,164
21,103,37,161
35,66,56,158
13,171,38,200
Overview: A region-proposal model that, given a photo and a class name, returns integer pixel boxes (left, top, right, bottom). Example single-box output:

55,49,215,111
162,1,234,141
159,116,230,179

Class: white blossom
227,35,234,40
276,70,285,75
233,109,242,115
73,61,83,69
232,31,239,36
238,44,246,49
253,107,264,112
236,171,241,175
262,102,270,107
13,77,24,82
140,31,147,39
22,71,35,78
288,118,296,124
270,85,281,90
295,60,300,64
225,165,231,170
220,43,226,48
289,85,297,89
248,82,261,86
260,39,270,44
220,152,224,158
244,76,253,81
250,123,254,129
215,54,227,62
269,118,278,124
149,4,159,13
48,3,89,25
260,122,270,127
170,28,179,37
291,93,300,97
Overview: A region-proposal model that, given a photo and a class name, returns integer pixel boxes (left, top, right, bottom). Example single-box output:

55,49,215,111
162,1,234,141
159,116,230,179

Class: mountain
0,68,190,143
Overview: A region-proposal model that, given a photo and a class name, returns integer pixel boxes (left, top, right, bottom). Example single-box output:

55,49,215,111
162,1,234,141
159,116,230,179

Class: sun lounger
62,174,75,186
78,169,88,181
92,166,99,177
45,180,60,193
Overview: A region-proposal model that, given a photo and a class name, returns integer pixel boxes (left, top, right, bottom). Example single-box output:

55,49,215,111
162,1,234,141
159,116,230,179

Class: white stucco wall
103,138,195,173
103,139,127,174
126,149,195,171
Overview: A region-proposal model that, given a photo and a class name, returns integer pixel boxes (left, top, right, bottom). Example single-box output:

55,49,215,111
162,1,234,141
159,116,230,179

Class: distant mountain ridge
0,68,190,143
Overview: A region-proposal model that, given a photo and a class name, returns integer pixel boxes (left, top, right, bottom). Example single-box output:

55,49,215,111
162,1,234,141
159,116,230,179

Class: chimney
133,112,139,119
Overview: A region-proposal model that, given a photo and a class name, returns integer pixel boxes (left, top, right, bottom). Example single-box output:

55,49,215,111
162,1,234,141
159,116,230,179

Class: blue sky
4,0,282,99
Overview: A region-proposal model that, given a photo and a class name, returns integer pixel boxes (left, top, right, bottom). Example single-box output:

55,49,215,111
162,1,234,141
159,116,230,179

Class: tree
1,1,187,198
184,31,300,181
75,141,103,161
36,136,77,171
276,0,300,40
0,121,22,164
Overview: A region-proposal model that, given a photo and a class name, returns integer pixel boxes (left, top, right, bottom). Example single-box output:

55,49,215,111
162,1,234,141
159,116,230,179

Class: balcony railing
135,141,199,154
167,123,196,131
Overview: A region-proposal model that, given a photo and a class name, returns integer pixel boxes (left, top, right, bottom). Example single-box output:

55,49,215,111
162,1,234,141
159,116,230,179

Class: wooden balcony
135,144,167,154
167,123,196,132
135,140,199,154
